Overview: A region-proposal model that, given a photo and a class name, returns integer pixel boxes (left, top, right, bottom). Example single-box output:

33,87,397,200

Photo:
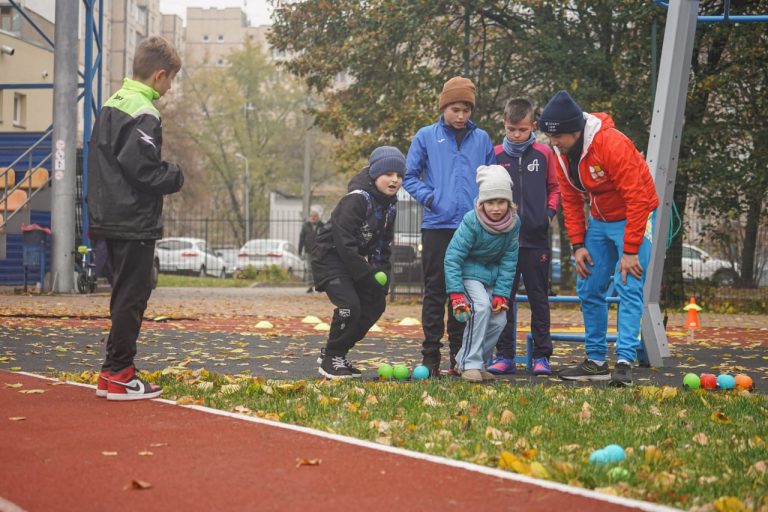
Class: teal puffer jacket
444,210,520,298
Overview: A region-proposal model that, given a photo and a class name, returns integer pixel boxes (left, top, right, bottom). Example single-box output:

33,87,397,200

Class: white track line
14,372,679,512
0,496,27,512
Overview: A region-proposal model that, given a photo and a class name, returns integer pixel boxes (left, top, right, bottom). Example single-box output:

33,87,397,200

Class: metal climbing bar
653,0,768,22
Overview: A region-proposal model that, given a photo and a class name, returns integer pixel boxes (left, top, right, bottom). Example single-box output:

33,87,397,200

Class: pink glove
492,296,509,313
450,293,471,322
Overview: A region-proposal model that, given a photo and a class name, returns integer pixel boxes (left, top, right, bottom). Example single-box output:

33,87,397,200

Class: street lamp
234,153,250,242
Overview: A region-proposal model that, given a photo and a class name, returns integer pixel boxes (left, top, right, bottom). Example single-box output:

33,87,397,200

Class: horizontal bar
515,295,620,304
0,83,86,90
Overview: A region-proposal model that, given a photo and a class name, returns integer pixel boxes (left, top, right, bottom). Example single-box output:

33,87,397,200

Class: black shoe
316,348,361,377
319,355,354,379
306,286,314,293
421,349,441,377
610,362,633,387
559,359,611,381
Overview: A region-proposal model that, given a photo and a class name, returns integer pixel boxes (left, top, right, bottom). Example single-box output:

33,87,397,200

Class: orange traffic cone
683,296,702,329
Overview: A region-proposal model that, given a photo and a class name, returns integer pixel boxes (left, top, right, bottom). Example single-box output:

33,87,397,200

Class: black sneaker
316,348,361,377
558,359,611,381
319,355,354,379
421,349,441,378
610,362,633,387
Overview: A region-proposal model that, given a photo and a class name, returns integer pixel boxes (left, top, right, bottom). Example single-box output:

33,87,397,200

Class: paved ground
1,286,765,390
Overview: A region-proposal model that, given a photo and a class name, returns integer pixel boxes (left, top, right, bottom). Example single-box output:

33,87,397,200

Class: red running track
0,371,673,512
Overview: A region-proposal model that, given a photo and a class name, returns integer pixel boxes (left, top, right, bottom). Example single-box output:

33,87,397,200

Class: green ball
608,467,629,481
377,363,394,379
374,271,388,286
683,373,701,389
392,364,410,380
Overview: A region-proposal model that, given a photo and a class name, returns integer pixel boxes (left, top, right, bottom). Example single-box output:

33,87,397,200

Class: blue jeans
577,215,653,363
456,280,507,371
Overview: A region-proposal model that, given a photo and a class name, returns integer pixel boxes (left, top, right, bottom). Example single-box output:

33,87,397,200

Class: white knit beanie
476,165,513,204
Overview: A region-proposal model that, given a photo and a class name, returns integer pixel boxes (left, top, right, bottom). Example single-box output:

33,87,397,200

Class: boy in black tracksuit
312,146,405,379
488,99,560,376
88,37,184,401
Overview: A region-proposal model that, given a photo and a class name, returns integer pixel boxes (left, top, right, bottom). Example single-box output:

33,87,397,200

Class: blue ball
603,444,626,462
717,374,735,390
412,365,430,380
589,449,608,465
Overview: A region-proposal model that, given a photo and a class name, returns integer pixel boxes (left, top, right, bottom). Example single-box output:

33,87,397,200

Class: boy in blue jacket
445,165,520,382
403,76,495,377
489,98,560,376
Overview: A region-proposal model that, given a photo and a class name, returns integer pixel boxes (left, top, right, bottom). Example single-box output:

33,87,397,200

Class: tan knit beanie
439,76,476,110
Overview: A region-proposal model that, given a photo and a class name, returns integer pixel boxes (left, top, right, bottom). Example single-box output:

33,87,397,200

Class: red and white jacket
554,112,659,254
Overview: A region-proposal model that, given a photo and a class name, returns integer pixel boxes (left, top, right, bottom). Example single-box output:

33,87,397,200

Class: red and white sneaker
96,370,110,398
106,366,163,401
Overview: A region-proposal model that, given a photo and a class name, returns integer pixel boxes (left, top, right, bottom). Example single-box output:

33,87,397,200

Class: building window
217,58,225,66
203,34,209,42
218,34,224,41
0,5,21,33
13,93,26,127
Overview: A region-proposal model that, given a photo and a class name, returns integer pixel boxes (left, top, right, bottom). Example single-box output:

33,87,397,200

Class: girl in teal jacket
444,165,520,382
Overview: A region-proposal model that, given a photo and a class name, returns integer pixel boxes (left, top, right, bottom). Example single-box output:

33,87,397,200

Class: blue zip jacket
404,117,495,229
444,209,520,298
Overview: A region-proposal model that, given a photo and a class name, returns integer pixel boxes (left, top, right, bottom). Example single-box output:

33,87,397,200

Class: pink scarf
476,201,517,234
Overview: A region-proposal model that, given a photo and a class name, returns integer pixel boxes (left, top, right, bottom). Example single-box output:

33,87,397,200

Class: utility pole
51,1,78,293
235,153,250,243
302,97,312,218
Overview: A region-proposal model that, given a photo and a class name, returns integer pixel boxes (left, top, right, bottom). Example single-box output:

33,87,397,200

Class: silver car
237,239,305,277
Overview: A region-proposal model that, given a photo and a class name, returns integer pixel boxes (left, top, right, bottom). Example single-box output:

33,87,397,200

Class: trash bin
21,223,52,292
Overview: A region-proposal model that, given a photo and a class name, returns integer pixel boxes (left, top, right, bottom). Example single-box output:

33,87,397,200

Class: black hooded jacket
311,168,397,290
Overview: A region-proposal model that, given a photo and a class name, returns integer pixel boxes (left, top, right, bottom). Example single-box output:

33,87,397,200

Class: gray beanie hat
369,146,406,180
476,165,513,204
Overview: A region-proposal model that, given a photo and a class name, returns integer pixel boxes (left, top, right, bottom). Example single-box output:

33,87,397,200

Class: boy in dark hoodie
311,146,406,379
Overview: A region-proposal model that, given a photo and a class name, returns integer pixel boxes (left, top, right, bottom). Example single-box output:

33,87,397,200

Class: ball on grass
589,449,608,465
377,363,394,379
608,467,630,481
717,374,735,390
734,374,753,391
603,444,626,463
700,373,717,390
683,373,701,389
392,364,410,380
412,365,430,380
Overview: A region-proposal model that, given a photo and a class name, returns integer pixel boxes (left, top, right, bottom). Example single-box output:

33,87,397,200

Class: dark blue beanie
369,146,406,179
539,90,585,134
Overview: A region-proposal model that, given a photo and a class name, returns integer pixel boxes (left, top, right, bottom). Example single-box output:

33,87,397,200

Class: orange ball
734,374,753,391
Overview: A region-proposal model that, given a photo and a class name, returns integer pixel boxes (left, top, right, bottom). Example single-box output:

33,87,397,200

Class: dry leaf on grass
296,458,322,468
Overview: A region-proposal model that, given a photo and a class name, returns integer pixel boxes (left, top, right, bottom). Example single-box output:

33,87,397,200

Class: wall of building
0,31,53,132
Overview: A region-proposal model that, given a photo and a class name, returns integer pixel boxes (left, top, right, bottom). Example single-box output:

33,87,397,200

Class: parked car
682,244,739,286
237,239,305,277
391,244,422,284
213,246,240,277
156,237,227,277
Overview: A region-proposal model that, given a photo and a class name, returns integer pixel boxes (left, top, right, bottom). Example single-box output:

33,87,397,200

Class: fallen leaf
296,458,321,468
4,383,23,388
149,443,168,448
19,389,45,394
138,451,154,456
693,432,709,445
711,411,732,425
500,410,516,425
8,417,26,421
124,479,152,490
102,451,118,456
713,496,747,512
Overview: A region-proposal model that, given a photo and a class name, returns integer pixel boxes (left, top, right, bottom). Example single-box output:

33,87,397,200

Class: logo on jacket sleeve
136,128,156,148
589,165,605,180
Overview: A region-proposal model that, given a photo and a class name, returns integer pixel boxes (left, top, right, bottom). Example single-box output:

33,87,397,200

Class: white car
156,237,228,277
682,244,739,286
237,239,305,277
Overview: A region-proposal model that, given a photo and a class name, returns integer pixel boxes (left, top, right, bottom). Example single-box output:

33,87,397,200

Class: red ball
700,373,717,390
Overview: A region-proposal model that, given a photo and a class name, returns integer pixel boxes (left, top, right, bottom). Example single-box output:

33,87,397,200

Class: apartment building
184,7,270,69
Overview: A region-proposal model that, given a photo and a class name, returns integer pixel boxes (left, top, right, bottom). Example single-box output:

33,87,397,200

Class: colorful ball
374,271,388,286
700,373,717,390
716,374,735,390
603,444,626,463
392,364,410,380
412,365,430,380
734,374,753,391
683,373,701,389
608,467,630,481
589,449,608,465
377,363,394,379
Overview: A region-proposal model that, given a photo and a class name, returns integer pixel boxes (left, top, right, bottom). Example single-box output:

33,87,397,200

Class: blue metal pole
82,0,95,249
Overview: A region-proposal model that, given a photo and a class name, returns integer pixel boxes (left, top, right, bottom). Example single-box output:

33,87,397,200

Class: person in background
299,209,322,292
